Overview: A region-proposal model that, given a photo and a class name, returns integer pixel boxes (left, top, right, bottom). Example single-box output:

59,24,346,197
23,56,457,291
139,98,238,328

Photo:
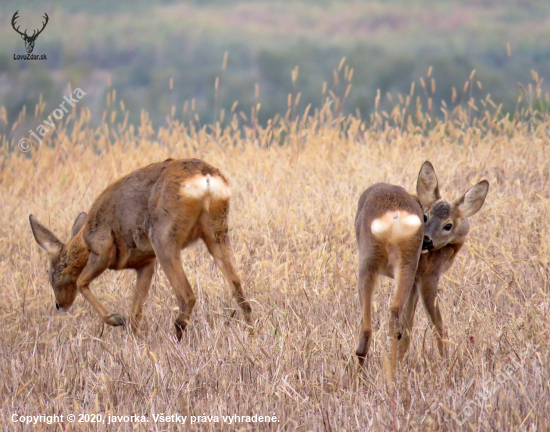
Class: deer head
29,213,88,311
416,161,489,253
12,11,49,54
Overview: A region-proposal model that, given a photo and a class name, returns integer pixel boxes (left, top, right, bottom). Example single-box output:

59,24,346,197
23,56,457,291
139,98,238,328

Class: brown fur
30,158,252,339
354,161,488,380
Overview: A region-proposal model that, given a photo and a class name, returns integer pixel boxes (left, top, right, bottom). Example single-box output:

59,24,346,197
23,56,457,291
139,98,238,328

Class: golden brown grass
0,82,549,431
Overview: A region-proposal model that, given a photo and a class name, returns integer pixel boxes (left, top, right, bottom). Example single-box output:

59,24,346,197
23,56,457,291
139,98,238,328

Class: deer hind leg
355,255,379,366
397,282,419,361
151,230,197,341
129,259,155,334
201,201,252,325
420,277,445,356
389,248,420,380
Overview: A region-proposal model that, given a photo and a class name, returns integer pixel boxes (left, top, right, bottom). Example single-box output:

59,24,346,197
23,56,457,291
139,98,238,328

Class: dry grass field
0,79,549,430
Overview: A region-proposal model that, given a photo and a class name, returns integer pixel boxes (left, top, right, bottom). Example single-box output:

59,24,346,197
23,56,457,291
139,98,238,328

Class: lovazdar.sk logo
12,10,48,60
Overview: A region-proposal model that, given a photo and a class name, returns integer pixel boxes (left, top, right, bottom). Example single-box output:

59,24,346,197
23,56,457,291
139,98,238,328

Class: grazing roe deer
30,158,252,339
354,161,488,379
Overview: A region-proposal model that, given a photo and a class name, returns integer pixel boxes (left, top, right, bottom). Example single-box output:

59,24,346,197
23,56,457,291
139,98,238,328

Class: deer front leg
418,245,456,356
420,276,445,356
129,259,155,334
77,250,125,327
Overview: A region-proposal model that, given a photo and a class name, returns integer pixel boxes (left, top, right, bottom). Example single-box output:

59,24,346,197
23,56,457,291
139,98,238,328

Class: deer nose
56,302,60,311
422,236,434,252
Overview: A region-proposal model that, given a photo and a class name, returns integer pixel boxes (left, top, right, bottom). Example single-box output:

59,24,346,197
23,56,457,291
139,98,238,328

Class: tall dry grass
0,71,549,431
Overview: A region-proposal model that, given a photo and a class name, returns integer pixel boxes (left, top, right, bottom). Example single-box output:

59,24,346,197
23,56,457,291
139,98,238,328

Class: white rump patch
207,175,232,200
401,214,422,229
371,218,392,237
181,175,209,199
371,211,421,243
180,174,231,205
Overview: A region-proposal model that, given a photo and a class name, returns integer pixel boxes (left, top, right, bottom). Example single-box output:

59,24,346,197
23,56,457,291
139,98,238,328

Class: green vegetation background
1,0,549,129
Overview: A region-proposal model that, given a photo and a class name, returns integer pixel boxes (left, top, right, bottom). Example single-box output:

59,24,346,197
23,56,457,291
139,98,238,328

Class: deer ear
20,34,25,40
416,161,440,208
455,180,489,218
71,212,87,238
29,215,63,259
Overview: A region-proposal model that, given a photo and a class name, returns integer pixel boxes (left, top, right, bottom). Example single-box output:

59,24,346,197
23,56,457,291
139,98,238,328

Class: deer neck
65,231,90,274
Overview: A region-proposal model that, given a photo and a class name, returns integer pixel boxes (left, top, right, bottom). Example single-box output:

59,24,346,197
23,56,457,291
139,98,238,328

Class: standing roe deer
354,161,488,379
30,158,252,339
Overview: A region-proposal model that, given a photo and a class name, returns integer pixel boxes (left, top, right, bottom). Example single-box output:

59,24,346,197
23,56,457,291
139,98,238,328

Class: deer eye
423,215,428,223
443,223,453,231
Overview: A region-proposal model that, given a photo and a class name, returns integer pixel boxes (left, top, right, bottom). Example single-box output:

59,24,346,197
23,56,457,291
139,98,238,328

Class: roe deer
30,158,252,339
354,161,488,379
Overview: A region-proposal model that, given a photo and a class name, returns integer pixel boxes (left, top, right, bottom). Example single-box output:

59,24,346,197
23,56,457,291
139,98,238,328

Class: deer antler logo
12,11,49,54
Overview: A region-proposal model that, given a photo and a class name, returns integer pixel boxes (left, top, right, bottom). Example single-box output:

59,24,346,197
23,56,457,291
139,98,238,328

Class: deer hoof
104,313,126,327
356,354,367,367
129,315,142,335
175,318,187,341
